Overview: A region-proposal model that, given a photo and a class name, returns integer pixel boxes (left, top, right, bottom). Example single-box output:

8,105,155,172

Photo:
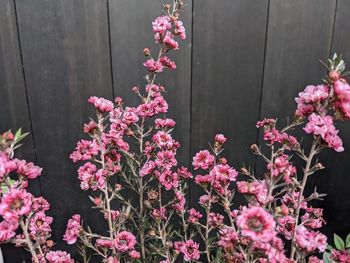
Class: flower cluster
0,130,72,263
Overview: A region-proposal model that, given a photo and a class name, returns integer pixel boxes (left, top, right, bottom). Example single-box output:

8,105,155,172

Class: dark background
1,0,350,261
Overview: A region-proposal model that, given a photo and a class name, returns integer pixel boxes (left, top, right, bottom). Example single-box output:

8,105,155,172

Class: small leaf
346,233,350,248
334,233,345,250
323,252,331,263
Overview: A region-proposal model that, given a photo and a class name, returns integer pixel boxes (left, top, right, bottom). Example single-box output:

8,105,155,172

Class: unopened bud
164,4,171,10
126,129,134,136
240,167,249,175
315,163,325,170
114,96,123,104
94,197,102,206
250,144,259,152
1,132,14,141
115,184,122,191
46,240,54,248
219,157,227,165
148,230,156,236
148,190,158,201
328,70,340,81
143,48,150,56
131,86,139,93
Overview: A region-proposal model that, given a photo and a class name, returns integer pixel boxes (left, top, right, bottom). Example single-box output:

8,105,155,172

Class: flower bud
46,240,54,248
131,86,139,93
240,167,249,175
164,4,171,10
250,144,259,152
148,190,158,201
219,157,227,165
314,162,325,170
148,229,156,236
115,184,122,191
329,70,340,81
126,129,134,136
114,96,123,105
1,132,14,141
143,48,150,56
215,134,227,144
94,197,102,206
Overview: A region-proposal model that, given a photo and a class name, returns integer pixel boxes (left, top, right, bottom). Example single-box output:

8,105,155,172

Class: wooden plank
15,0,113,256
190,0,269,206
108,0,192,166
0,0,38,260
318,0,350,238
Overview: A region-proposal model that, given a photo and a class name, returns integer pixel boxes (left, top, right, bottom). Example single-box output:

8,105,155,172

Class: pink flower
143,59,164,73
114,231,136,252
96,238,114,248
175,20,186,40
17,160,42,179
176,166,192,179
208,212,224,228
295,225,327,253
129,250,140,259
334,80,350,101
153,131,174,149
330,249,350,262
0,153,17,180
179,240,200,261
155,118,176,129
215,134,227,144
304,113,344,152
237,180,272,205
88,96,114,113
210,164,238,194
173,190,186,212
267,154,296,183
63,214,81,245
29,211,53,241
77,162,97,190
308,256,324,263
192,150,215,170
159,56,176,70
155,150,177,169
187,208,203,223
32,197,50,212
0,188,33,222
152,207,167,221
152,16,171,34
140,161,156,177
45,251,74,263
236,206,276,242
163,32,179,50
218,227,238,250
276,216,295,240
0,220,17,241
295,84,329,117
158,170,179,190
83,121,98,134
70,140,99,162
122,107,139,125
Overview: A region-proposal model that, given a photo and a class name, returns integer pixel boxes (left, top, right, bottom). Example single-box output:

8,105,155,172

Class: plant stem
20,219,39,263
290,140,318,259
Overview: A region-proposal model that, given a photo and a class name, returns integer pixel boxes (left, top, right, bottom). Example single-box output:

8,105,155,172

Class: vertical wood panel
318,0,350,238
0,0,38,260
108,0,192,167
191,0,269,207
259,0,337,238
15,0,113,256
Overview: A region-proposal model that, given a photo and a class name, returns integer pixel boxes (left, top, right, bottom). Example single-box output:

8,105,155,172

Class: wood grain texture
316,0,350,238
108,0,192,166
0,0,38,261
190,0,269,206
15,0,113,257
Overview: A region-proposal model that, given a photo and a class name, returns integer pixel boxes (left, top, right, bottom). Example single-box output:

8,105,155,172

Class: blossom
159,56,176,70
237,180,272,205
29,211,53,241
218,227,238,251
192,150,215,170
178,240,200,261
114,231,136,252
187,208,203,223
83,121,98,134
140,161,156,177
334,80,350,101
32,197,50,212
0,220,17,241
70,140,99,162
295,225,327,253
276,216,295,240
0,153,17,180
63,214,81,245
267,154,296,183
330,249,350,262
129,250,141,259
154,118,176,129
295,84,329,117
209,164,238,194
173,190,186,212
96,238,114,248
152,207,167,221
163,32,179,50
152,16,171,34
176,166,193,179
208,212,224,228
88,96,114,113
175,20,186,39
0,188,33,222
155,150,177,169
143,59,164,73
122,107,139,125
77,162,97,190
304,113,344,152
215,134,227,144
308,256,324,263
236,206,276,242
153,131,174,149
158,169,179,190
45,251,74,263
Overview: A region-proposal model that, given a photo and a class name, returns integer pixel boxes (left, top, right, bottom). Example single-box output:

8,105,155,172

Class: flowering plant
0,130,73,262
323,233,350,263
63,0,350,261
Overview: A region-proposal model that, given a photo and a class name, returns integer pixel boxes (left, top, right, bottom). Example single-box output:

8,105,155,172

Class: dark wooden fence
1,0,350,261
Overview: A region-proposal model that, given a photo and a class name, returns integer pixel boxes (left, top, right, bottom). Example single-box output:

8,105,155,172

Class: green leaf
334,233,345,250
323,252,331,263
346,233,350,248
